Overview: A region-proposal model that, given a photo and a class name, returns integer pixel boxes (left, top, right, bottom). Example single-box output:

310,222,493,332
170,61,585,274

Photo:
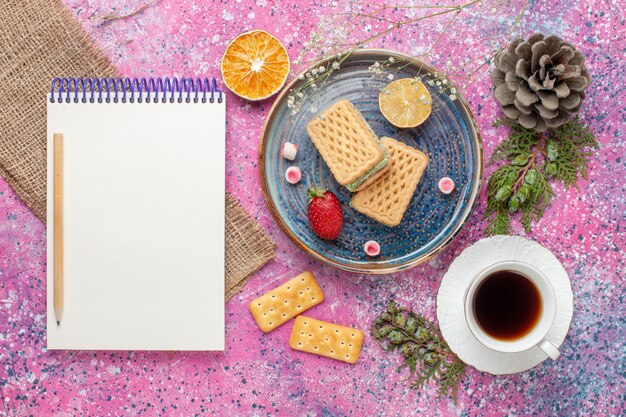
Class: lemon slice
379,78,432,128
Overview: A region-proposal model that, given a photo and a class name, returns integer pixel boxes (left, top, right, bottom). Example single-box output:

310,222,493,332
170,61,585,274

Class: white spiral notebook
46,77,225,350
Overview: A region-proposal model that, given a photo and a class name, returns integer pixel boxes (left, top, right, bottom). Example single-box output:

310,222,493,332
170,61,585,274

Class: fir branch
490,118,539,163
548,120,599,189
484,118,598,236
371,301,466,404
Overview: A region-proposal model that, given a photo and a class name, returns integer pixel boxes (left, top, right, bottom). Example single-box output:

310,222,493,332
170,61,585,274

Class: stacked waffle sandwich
307,99,429,227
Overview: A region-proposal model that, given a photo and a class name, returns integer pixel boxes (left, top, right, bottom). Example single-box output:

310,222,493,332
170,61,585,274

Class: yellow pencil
54,133,64,326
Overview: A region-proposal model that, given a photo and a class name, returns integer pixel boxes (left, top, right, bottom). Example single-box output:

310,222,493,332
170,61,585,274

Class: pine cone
492,34,591,131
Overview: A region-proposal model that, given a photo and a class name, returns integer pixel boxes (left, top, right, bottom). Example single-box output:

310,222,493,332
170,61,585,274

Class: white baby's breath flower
389,57,395,63
387,74,394,80
451,87,456,93
318,66,325,73
449,94,457,101
332,61,340,70
427,80,435,86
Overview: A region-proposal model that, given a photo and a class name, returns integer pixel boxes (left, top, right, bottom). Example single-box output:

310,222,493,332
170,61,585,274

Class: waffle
351,137,428,227
306,100,388,192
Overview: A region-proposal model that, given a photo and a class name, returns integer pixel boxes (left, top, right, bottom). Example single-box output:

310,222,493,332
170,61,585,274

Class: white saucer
436,235,573,375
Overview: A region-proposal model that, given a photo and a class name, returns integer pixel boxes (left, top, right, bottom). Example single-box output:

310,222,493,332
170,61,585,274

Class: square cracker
248,271,324,333
306,100,386,187
351,137,428,227
289,315,364,364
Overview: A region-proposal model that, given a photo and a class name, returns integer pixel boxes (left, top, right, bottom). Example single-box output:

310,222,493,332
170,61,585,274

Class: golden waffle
351,137,428,226
306,100,388,191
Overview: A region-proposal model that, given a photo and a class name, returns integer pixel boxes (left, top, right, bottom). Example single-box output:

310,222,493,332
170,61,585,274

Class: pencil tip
57,321,60,326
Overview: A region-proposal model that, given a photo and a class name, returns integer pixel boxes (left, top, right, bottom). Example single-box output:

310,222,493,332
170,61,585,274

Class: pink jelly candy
438,177,455,194
364,240,381,257
285,166,301,184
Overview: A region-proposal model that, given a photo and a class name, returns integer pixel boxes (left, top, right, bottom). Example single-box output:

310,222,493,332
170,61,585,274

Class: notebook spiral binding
50,77,223,104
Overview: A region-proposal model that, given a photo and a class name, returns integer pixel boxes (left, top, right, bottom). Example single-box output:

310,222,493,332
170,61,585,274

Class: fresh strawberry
306,186,343,240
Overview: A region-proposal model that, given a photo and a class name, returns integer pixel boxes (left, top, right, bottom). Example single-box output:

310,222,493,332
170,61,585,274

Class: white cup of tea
464,260,560,360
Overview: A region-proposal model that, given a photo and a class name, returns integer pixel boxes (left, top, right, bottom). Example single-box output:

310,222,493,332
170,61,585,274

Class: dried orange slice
221,30,290,101
379,78,432,128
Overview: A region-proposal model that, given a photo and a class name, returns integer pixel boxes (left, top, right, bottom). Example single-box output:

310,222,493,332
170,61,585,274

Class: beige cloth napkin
0,0,274,299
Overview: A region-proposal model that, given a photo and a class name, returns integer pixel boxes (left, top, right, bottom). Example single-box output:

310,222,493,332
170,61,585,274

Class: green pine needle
371,301,467,405
484,118,598,236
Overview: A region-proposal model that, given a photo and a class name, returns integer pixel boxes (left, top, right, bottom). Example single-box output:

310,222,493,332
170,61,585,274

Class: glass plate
259,49,483,273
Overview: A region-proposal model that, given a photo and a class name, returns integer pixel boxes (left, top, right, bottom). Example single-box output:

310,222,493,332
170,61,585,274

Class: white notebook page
46,94,225,350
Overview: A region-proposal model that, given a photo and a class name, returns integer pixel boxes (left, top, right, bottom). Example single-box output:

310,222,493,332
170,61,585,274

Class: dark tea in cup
464,260,560,359
473,270,542,341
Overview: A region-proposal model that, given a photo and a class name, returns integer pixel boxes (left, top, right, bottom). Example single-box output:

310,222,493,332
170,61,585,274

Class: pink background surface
1,0,625,415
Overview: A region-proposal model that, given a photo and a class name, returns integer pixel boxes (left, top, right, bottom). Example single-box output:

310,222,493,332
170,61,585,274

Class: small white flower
427,80,435,86
415,76,422,82
387,74,394,80
318,66,325,73
449,94,457,101
299,74,305,80
436,80,441,86
311,68,318,76
332,61,340,70
310,106,318,113
451,87,457,93
389,57,395,63
442,79,448,85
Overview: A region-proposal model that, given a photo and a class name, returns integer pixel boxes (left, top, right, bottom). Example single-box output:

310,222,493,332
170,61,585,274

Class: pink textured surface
1,0,625,415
